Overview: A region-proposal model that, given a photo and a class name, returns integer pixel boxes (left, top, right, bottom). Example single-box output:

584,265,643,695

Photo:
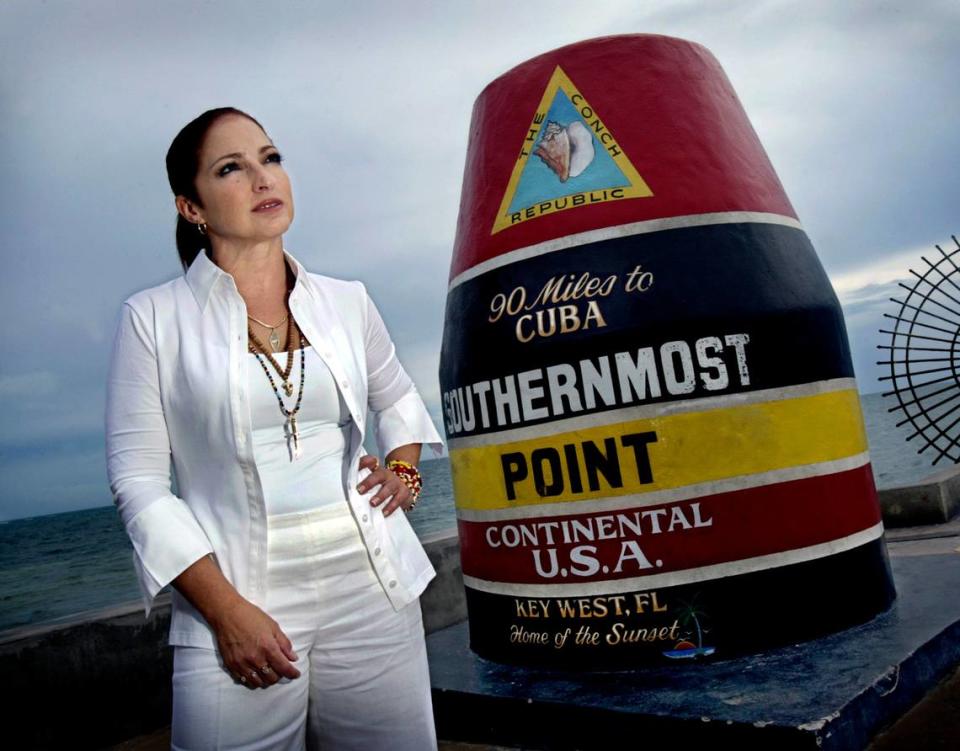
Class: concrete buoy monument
439,34,896,669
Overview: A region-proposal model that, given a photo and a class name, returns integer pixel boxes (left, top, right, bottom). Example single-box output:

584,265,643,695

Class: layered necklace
248,268,307,461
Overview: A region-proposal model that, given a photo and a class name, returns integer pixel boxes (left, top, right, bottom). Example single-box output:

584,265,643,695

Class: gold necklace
247,311,289,352
246,260,297,351
249,316,298,396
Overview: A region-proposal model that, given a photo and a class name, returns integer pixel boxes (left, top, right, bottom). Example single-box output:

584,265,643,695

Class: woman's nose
251,163,274,191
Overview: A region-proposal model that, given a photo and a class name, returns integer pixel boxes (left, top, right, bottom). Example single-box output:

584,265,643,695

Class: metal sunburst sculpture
878,235,960,466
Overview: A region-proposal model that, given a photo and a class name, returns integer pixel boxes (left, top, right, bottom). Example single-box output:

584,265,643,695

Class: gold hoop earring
197,222,207,235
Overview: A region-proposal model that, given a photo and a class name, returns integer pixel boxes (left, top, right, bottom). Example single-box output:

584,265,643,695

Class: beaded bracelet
386,459,423,512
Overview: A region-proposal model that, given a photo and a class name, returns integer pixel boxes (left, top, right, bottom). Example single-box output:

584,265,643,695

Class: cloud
0,370,59,398
832,242,949,302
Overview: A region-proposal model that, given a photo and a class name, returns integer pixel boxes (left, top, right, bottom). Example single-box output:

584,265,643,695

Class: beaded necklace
249,321,307,461
247,263,307,461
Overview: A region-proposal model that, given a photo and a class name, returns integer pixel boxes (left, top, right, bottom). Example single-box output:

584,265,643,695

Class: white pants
171,501,438,750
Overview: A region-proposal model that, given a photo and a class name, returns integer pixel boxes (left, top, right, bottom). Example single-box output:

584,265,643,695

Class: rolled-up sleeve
104,301,214,618
360,282,445,460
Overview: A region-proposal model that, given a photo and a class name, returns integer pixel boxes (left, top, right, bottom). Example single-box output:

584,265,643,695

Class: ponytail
174,213,211,271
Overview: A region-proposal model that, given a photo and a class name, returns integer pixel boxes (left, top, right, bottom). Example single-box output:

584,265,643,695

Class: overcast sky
1,0,957,521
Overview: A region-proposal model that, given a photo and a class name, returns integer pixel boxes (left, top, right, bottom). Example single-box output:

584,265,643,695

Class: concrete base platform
427,551,960,751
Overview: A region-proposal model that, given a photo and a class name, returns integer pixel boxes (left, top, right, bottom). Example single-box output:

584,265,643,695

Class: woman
104,107,444,750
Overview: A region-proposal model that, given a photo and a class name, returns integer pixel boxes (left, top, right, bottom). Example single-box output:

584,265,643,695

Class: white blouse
105,247,444,649
247,345,353,515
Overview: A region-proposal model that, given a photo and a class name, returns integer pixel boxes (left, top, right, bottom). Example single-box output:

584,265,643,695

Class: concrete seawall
877,466,960,527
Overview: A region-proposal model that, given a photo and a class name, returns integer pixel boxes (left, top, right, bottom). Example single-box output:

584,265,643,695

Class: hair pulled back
165,107,266,272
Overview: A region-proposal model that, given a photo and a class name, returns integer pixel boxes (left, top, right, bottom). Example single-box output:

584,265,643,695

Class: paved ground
108,517,960,751
863,515,960,750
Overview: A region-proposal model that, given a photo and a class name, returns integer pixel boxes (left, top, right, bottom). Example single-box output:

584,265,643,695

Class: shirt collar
185,246,308,313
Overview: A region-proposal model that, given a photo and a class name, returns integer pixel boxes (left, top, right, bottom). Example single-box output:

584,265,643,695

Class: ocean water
0,392,951,634
0,458,456,634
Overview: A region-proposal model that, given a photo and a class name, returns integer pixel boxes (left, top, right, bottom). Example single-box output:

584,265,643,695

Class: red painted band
458,463,881,584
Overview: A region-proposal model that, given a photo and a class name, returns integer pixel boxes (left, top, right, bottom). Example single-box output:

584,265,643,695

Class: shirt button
237,334,242,342
361,514,368,522
341,380,349,389
374,547,381,556
389,580,397,588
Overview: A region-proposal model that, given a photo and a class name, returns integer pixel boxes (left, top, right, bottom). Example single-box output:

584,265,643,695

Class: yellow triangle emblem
492,66,653,235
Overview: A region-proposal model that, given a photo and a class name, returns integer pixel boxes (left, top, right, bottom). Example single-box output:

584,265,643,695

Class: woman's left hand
356,454,412,516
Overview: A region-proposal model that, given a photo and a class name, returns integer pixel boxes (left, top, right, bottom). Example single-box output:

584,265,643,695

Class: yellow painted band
450,388,868,510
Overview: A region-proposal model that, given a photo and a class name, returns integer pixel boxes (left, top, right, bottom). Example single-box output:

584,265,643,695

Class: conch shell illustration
534,120,595,182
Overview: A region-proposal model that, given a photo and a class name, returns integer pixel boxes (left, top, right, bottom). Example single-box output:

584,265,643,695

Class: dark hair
165,107,267,272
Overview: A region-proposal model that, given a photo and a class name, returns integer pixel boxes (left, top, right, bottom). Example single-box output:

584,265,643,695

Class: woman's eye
267,152,284,164
217,162,239,177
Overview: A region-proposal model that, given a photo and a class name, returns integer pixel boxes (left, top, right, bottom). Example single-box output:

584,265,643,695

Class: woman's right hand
212,597,301,689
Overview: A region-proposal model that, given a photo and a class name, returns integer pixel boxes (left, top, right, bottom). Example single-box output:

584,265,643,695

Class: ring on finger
259,664,273,674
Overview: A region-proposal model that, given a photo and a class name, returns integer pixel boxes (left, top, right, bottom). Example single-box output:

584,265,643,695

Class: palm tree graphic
663,592,716,659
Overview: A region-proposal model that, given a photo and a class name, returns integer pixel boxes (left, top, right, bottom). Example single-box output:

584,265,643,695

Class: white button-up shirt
104,247,444,648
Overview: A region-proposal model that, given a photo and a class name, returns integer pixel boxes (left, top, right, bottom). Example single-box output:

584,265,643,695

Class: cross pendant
288,414,301,461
